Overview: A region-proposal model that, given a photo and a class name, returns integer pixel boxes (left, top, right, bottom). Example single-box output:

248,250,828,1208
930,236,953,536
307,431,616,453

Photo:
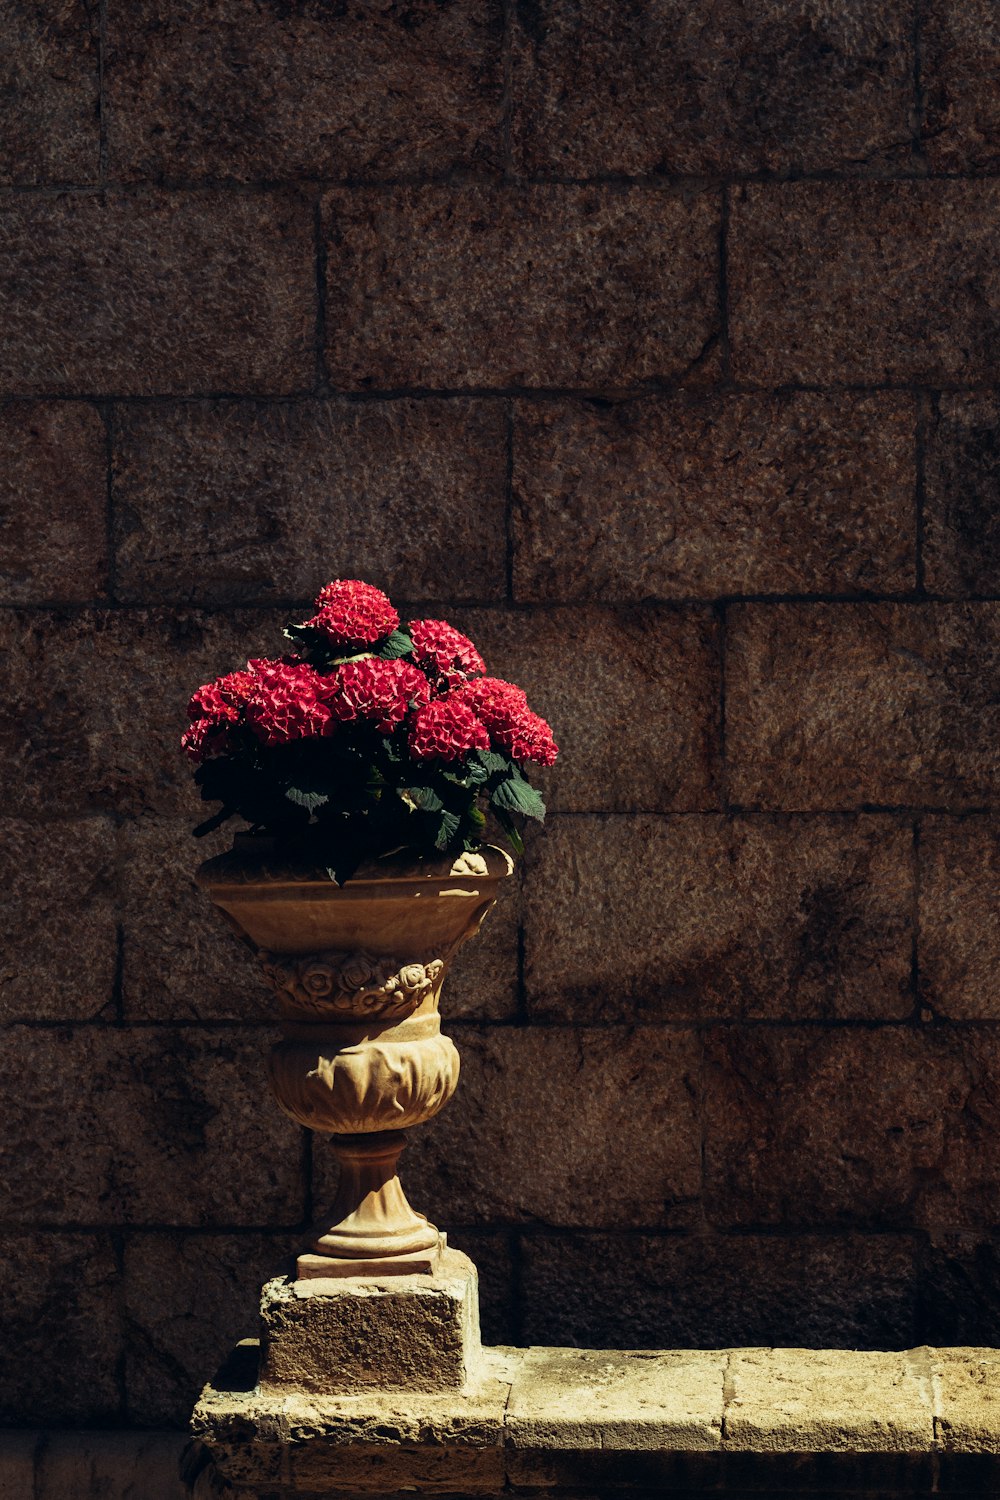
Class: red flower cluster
325,658,431,733
307,579,399,647
409,619,486,687
244,661,332,746
457,677,559,767
409,698,490,763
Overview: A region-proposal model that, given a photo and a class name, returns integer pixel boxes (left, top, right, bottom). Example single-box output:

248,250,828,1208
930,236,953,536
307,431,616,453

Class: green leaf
491,776,546,819
401,785,444,813
473,749,511,776
434,809,461,851
493,807,525,856
375,630,414,660
286,786,329,813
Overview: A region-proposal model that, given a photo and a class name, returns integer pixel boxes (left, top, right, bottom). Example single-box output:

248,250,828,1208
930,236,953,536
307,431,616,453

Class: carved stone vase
196,837,513,1279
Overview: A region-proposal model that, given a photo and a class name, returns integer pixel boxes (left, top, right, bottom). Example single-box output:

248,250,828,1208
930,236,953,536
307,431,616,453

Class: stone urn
196,836,513,1279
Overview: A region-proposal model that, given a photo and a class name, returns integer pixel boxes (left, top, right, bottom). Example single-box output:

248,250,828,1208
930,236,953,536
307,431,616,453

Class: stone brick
726,1348,933,1452
0,402,107,603
311,1025,703,1230
0,1234,121,1423
0,2,98,185
513,394,916,602
124,1232,298,1425
323,186,720,390
511,0,912,177
106,0,503,181
120,818,271,1022
922,0,1000,172
455,606,721,813
523,814,913,1024
0,817,117,1024
35,1432,189,1500
726,603,1000,810
0,1432,37,1499
444,1230,516,1344
112,398,507,606
444,869,520,1023
932,1348,1000,1454
0,607,287,820
919,816,1000,1020
519,1232,918,1350
0,192,313,397
920,1232,1000,1346
703,1026,996,1231
0,1026,304,1226
924,395,1000,597
729,183,1000,385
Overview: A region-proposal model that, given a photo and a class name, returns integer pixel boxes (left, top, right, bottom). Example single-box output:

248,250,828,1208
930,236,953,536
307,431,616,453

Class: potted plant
185,580,556,1277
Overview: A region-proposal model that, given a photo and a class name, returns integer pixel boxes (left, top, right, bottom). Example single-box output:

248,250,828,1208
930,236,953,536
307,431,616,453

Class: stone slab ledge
189,1343,1000,1496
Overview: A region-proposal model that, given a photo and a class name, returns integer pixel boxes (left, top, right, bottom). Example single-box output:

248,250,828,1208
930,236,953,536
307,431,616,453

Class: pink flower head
186,669,255,724
322,657,431,734
306,580,399,647
244,660,332,746
408,697,490,764
181,717,233,764
496,708,559,768
409,619,486,689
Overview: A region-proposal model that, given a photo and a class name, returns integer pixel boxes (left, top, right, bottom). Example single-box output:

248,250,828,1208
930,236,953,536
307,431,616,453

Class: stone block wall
3,0,1000,1434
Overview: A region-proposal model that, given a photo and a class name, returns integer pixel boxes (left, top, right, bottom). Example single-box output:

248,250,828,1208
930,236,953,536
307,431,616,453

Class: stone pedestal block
259,1248,482,1394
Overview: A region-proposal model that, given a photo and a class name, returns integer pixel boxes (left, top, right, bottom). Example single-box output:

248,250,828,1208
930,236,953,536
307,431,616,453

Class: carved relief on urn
197,839,512,1278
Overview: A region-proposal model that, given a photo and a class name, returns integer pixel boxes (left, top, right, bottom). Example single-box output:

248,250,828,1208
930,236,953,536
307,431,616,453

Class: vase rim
194,836,514,893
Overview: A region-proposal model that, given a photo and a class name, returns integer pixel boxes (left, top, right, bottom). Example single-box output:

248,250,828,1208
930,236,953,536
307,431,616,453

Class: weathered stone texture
120,819,273,1022
0,608,286,820
444,1231,516,1344
726,604,1000,810
924,395,1000,597
445,872,520,1022
0,402,107,603
0,193,313,396
513,394,916,602
523,814,913,1023
456,606,720,813
124,1233,297,1425
729,183,1000,385
0,818,117,1023
520,1232,918,1350
704,1027,1000,1231
0,1234,121,1423
511,0,912,177
106,0,503,181
0,2,98,185
922,0,1000,172
920,816,1000,1020
726,1348,933,1452
922,1233,1000,1347
323,186,720,390
0,1026,303,1226
0,1433,36,1498
313,1026,702,1230
34,1432,189,1500
112,398,507,606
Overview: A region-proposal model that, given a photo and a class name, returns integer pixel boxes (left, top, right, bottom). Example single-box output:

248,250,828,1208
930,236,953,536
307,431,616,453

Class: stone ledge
190,1343,1000,1495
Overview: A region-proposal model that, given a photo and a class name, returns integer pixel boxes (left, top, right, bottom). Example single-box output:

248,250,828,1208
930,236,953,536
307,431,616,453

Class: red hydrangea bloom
306,580,399,646
409,619,486,688
181,717,233,764
244,660,332,745
322,658,431,733
495,708,559,768
186,669,254,724
408,697,490,763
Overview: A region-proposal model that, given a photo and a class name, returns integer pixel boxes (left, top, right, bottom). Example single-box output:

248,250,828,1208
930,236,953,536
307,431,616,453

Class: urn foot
302,1130,442,1278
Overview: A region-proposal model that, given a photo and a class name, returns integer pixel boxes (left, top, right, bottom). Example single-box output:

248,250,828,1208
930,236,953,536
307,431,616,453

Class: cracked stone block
323,185,720,390
730,183,1000,386
523,813,913,1023
511,0,913,177
726,603,1000,811
513,393,916,601
112,398,507,608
